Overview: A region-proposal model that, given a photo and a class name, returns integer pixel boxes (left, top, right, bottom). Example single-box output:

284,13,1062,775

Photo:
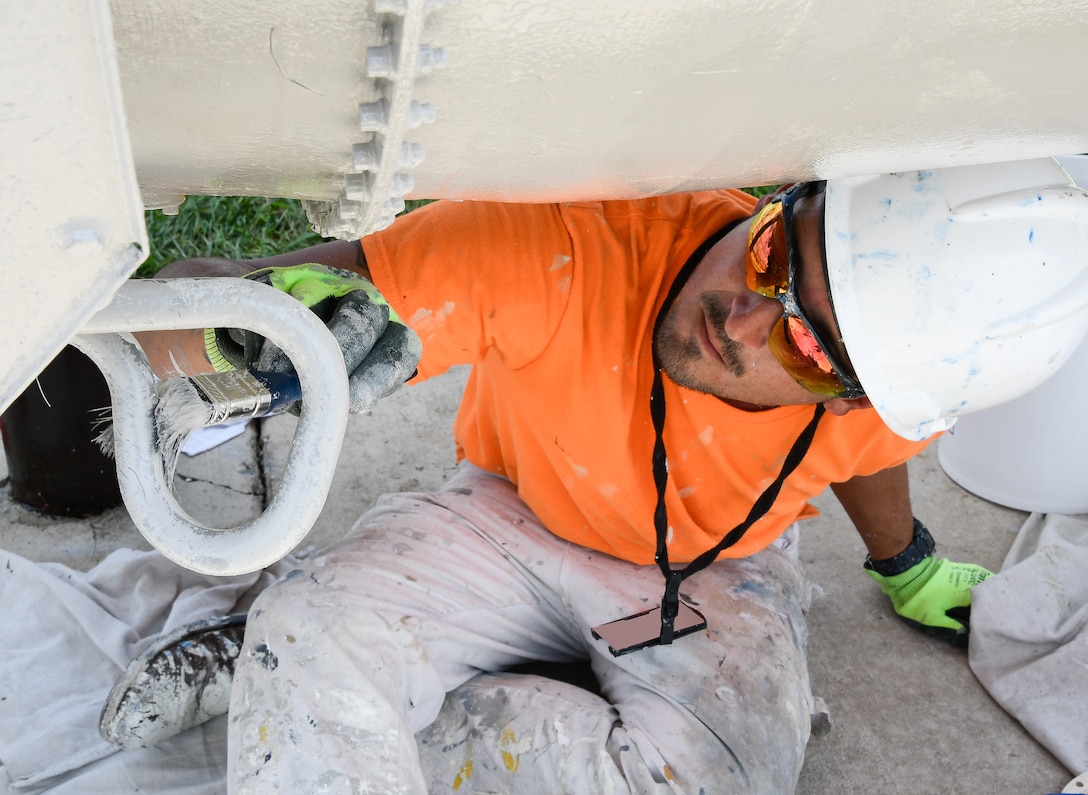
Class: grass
139,190,779,277
138,196,435,278
137,196,326,278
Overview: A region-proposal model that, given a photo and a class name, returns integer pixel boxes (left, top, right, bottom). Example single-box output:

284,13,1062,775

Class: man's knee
416,672,629,794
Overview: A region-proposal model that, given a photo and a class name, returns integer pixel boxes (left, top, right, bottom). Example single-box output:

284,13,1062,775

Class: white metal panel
411,0,1088,199
111,0,1088,205
0,0,147,414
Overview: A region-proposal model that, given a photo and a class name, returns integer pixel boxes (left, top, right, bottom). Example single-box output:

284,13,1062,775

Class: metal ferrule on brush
188,371,274,424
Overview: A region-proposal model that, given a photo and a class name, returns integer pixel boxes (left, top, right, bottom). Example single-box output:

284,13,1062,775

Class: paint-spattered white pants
229,463,813,794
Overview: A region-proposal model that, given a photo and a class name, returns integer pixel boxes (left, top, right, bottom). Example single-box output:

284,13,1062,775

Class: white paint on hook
78,278,350,575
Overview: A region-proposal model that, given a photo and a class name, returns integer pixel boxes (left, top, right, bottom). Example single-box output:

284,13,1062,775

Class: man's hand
208,264,422,413
866,556,993,648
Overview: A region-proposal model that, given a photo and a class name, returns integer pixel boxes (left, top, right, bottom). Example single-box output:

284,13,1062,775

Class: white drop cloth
0,548,295,793
969,512,1088,774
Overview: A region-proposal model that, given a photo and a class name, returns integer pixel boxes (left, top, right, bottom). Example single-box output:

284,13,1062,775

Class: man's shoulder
587,189,754,222
818,405,935,457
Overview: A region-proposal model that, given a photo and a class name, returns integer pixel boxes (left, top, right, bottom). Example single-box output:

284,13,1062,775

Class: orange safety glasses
746,185,865,398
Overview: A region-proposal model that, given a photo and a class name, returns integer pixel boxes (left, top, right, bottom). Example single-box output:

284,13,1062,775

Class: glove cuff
204,328,239,373
863,518,935,577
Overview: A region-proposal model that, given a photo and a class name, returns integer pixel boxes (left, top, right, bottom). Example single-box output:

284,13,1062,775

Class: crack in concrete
174,473,261,498
254,418,270,511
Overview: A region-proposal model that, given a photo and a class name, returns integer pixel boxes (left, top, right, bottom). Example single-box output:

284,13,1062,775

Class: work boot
99,613,246,749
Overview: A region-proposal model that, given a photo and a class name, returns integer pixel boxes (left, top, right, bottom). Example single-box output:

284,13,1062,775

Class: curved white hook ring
73,278,349,576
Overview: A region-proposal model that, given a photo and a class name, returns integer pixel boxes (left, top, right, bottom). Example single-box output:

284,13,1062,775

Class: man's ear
751,183,795,213
822,396,872,417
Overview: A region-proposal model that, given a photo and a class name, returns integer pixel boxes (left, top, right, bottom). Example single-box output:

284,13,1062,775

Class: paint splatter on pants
229,463,812,794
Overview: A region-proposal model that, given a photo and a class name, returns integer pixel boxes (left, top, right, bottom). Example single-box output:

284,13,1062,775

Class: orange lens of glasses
747,198,851,397
769,316,845,396
746,201,790,298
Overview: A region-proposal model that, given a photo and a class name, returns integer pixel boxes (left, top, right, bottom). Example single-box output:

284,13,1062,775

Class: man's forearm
830,463,916,561
132,240,369,377
153,239,369,280
243,239,370,280
840,462,992,647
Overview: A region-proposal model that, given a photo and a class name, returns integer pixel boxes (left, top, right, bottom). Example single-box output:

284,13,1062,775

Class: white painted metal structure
4,0,1088,567
116,0,1088,206
8,0,1088,416
1,1,147,419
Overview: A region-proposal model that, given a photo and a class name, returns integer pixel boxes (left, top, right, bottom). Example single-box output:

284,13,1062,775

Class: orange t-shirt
363,193,930,565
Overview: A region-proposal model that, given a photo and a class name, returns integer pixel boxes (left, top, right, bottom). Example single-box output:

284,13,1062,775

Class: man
111,159,1088,793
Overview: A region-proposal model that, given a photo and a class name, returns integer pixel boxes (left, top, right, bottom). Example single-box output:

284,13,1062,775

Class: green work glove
867,556,993,648
206,264,422,413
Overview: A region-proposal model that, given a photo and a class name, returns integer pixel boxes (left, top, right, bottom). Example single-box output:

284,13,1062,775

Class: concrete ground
0,365,1077,794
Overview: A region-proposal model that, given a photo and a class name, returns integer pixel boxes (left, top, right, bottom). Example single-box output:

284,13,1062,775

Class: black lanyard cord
651,375,823,642
648,218,826,644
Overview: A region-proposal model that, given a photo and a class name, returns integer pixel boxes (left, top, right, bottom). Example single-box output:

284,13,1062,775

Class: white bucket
937,332,1088,514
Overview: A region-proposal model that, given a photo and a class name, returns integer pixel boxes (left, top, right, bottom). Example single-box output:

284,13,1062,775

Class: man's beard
655,294,747,395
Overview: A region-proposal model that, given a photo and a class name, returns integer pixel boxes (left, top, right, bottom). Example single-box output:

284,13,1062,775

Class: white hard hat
824,157,1088,441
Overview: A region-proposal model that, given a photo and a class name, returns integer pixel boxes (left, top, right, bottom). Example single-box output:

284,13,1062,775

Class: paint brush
153,369,302,467
94,369,302,474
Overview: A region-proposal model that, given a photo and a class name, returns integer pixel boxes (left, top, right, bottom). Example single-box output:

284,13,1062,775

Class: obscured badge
591,599,707,657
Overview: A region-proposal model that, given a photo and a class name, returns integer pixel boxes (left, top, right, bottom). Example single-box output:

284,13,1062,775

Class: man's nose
722,293,783,349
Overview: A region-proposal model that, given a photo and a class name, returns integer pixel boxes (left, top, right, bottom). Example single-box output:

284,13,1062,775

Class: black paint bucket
1,346,122,516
